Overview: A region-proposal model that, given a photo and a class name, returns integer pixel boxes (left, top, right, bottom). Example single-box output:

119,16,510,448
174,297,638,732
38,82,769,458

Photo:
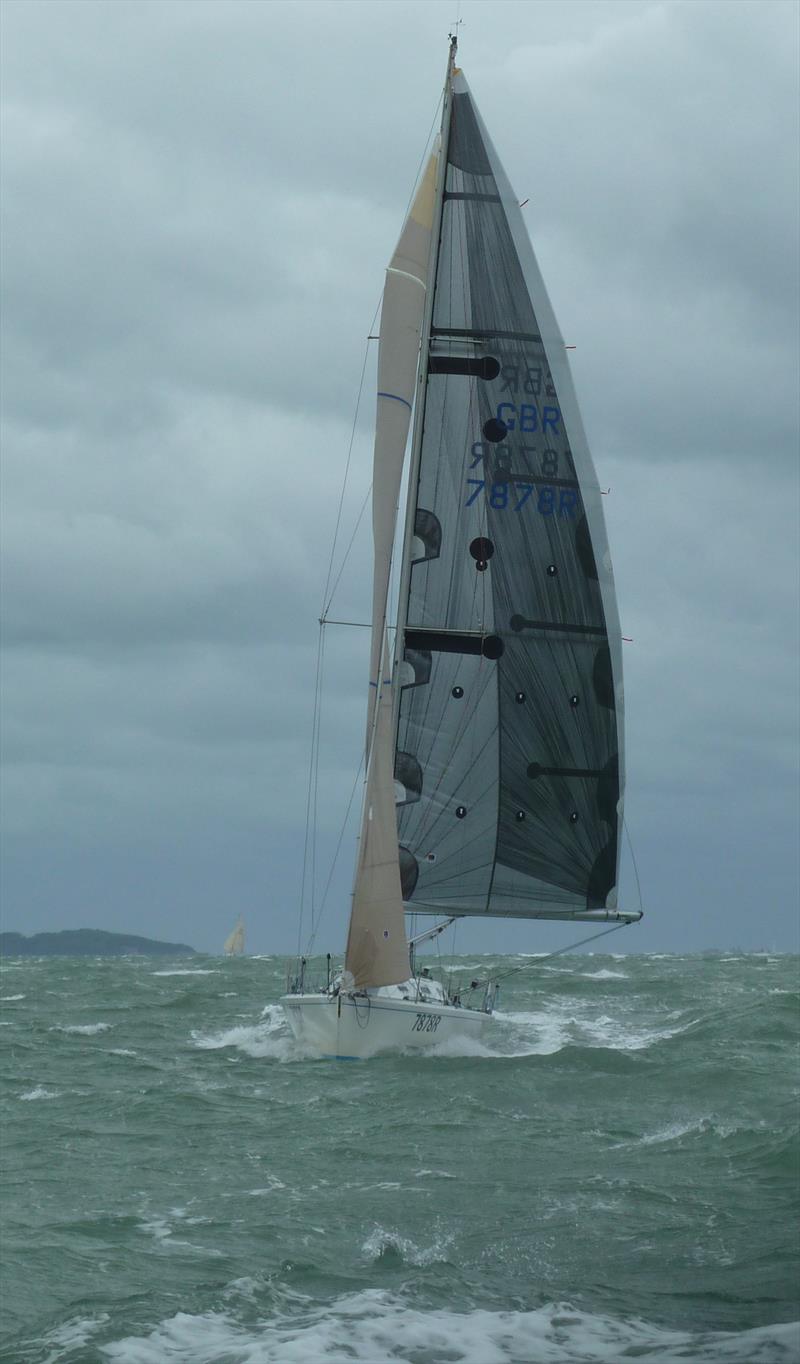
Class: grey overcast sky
1,0,798,956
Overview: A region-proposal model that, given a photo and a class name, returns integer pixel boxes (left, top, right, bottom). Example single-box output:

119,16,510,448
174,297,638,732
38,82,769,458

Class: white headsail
345,629,410,989
366,151,438,749
223,917,245,956
344,152,444,991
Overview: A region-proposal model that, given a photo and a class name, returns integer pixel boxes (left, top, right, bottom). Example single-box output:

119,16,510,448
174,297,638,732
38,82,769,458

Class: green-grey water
1,952,798,1363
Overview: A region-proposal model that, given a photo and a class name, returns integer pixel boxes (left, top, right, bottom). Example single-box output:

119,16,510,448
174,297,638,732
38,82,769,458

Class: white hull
281,991,489,1059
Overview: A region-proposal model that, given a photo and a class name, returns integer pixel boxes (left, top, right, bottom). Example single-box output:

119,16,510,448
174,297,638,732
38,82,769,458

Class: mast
392,36,459,720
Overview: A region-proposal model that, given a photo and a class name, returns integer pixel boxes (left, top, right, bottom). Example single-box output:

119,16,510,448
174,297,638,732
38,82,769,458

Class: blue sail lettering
496,402,539,432
464,480,581,518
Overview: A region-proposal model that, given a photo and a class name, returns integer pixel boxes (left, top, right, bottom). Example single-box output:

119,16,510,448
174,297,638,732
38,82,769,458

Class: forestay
394,71,625,921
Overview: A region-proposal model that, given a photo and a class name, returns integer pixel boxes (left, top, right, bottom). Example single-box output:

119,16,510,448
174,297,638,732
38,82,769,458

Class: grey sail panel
395,73,624,919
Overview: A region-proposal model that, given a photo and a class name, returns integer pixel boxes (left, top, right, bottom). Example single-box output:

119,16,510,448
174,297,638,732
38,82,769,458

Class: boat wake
408,1005,692,1060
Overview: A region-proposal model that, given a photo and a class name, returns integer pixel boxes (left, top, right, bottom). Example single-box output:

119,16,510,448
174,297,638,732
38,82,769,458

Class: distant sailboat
282,37,640,1058
223,917,245,957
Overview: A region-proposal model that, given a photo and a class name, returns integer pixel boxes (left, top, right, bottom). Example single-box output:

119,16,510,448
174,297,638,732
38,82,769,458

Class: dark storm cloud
1,0,797,953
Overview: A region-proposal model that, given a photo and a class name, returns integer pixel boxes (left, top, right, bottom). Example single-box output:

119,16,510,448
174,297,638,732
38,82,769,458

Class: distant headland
0,929,197,957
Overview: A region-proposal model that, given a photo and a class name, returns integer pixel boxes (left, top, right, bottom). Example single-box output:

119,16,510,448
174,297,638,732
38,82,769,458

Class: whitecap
611,1115,758,1149
361,1226,454,1267
638,1118,711,1146
39,1313,109,1364
50,1022,111,1036
573,1012,693,1052
579,969,629,979
245,1174,286,1196
138,1214,173,1243
1,993,25,1001
151,969,220,977
20,1086,60,1101
136,1207,221,1257
108,1048,138,1057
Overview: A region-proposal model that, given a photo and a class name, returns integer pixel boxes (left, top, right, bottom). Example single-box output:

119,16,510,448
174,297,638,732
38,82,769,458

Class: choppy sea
1,952,798,1363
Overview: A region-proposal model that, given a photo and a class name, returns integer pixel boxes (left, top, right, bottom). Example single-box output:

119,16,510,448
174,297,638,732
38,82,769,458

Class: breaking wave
361,1226,454,1267
151,969,220,977
190,1005,313,1061
97,1292,800,1363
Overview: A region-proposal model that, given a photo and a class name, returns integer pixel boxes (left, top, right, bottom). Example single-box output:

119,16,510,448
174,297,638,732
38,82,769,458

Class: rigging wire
306,747,365,956
309,621,328,933
323,484,372,620
296,620,325,960
623,816,644,915
320,333,379,621
465,919,632,992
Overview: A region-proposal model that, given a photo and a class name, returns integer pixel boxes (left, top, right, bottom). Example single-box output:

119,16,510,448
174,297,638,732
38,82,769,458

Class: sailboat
282,38,641,1059
223,916,245,957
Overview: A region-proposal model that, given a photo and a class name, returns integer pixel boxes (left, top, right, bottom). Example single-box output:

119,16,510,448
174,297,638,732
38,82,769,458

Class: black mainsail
393,67,626,924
